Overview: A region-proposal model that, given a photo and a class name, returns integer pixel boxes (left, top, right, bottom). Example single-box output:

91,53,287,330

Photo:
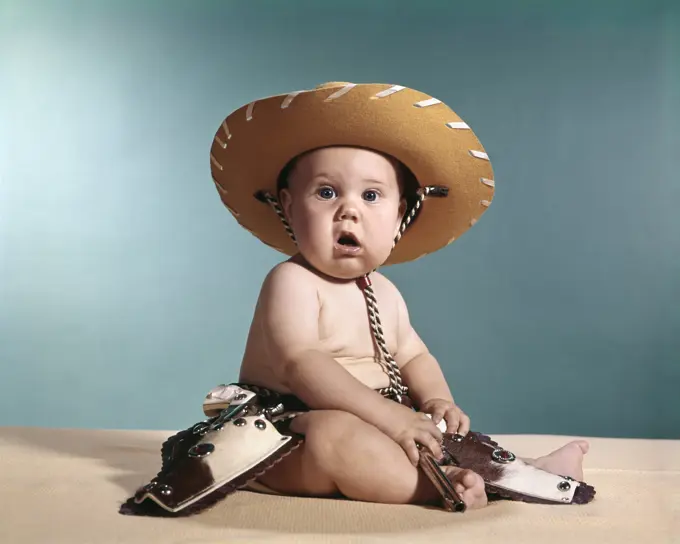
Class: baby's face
279,147,405,279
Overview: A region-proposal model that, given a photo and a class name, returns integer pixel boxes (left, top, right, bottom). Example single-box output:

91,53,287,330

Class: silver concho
254,419,267,430
557,480,571,492
491,448,516,464
188,443,215,458
233,418,247,426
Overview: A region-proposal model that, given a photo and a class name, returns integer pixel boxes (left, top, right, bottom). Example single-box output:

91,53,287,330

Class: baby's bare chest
317,283,399,357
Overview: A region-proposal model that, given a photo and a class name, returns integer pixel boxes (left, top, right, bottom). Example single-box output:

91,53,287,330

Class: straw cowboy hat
209,81,494,265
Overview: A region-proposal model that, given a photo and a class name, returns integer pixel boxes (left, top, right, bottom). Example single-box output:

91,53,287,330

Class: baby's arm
393,286,454,407
259,263,406,427
394,292,471,433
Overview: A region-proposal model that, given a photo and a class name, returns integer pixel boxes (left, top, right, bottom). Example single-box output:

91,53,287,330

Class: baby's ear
279,189,293,222
398,197,407,219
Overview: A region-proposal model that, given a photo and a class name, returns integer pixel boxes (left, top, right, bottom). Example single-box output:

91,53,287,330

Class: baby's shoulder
370,271,404,298
258,259,321,300
370,272,411,317
264,259,312,283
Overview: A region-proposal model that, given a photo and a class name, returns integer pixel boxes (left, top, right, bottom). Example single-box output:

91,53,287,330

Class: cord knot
424,185,449,197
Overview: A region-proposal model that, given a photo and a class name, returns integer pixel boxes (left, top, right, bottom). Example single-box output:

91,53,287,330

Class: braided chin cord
355,275,406,402
256,186,447,404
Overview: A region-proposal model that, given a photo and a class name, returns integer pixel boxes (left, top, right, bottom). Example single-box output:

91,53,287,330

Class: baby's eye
363,190,379,202
317,186,336,200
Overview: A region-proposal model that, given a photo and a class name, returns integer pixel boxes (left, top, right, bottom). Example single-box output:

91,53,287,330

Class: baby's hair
276,146,421,215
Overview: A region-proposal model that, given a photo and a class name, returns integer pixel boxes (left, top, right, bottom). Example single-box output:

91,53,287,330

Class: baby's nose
339,205,359,221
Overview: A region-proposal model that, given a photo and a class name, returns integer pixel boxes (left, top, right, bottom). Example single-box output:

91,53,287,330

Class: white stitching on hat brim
414,97,442,108
324,84,357,102
469,150,489,160
210,154,223,171
372,85,406,99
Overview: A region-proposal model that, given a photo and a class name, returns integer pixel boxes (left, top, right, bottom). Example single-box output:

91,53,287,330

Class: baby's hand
381,403,443,466
420,398,470,435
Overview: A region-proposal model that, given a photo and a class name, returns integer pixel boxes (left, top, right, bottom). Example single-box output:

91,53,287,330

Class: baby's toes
455,469,488,510
576,440,590,454
461,486,488,510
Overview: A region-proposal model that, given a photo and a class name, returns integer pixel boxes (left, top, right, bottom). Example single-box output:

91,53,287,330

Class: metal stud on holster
188,443,215,458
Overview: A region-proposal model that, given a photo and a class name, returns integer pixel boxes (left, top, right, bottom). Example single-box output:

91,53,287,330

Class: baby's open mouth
338,234,359,247
335,232,361,250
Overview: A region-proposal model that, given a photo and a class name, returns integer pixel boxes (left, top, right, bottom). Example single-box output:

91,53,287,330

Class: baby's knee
293,410,363,460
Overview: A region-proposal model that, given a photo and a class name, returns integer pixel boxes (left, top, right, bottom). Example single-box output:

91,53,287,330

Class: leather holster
119,385,305,516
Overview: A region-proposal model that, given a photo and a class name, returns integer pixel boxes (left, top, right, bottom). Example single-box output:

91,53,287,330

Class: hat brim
209,82,494,265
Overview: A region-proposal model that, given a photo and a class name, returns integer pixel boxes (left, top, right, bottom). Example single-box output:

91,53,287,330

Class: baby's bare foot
530,440,589,481
442,466,488,510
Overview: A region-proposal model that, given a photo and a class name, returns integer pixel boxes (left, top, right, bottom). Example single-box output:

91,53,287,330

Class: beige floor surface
0,426,677,544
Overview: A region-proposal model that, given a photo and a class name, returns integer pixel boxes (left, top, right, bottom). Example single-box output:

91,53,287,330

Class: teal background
1,0,678,438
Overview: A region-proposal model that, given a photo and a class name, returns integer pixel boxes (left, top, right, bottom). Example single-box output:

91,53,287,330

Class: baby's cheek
292,214,315,236
299,220,329,251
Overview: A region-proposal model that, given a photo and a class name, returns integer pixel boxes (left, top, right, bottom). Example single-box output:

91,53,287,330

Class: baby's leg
257,410,486,508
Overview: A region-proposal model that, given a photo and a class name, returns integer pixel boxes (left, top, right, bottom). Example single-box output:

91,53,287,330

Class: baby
122,82,593,517
238,145,589,510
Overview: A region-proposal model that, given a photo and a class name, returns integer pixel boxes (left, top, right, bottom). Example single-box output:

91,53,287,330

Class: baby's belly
336,356,390,390
239,348,390,394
